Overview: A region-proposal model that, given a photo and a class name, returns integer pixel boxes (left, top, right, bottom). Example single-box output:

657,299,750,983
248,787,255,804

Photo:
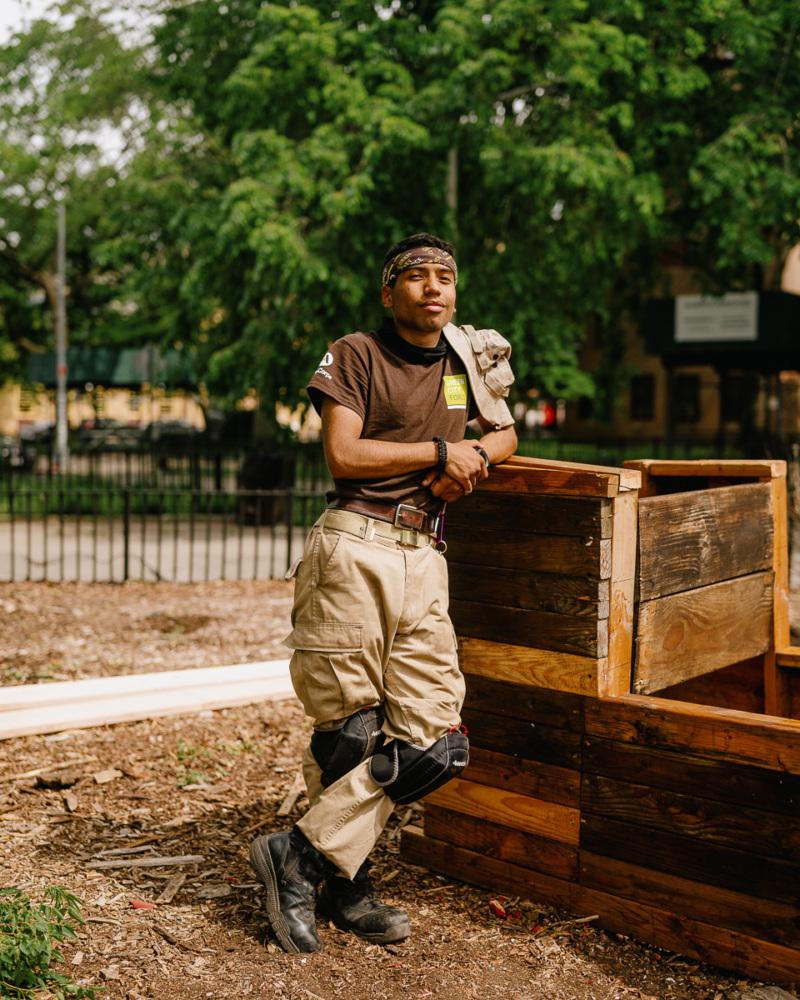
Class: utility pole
55,202,68,471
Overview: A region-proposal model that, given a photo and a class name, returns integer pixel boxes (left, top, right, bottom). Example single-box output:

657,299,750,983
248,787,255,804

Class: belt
329,498,442,535
320,508,437,548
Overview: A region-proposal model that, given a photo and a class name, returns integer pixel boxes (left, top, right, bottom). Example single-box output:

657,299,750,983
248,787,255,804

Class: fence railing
0,486,329,583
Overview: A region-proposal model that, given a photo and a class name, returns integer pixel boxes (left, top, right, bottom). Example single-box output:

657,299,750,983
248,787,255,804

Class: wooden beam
459,637,605,698
0,661,296,741
604,488,637,697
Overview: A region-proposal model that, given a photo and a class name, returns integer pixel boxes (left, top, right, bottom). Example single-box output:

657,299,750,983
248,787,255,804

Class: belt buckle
394,504,424,532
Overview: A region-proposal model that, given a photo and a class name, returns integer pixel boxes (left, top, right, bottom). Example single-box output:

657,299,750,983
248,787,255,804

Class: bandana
382,247,458,287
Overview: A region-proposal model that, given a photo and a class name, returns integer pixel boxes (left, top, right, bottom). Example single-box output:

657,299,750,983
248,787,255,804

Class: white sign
675,292,758,343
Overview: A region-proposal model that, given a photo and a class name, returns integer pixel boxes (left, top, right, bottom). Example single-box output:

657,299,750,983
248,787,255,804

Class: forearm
324,436,438,480
475,424,518,466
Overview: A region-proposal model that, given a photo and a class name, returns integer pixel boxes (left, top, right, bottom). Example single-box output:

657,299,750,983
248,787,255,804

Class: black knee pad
368,726,469,805
310,707,385,788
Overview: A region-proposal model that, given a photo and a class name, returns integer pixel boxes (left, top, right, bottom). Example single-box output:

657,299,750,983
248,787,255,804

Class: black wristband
476,447,490,469
433,436,448,472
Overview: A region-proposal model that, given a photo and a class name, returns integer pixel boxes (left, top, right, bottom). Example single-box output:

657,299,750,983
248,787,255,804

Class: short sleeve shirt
308,322,478,513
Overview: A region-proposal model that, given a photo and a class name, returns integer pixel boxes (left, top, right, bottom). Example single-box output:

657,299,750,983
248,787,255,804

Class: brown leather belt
329,498,442,536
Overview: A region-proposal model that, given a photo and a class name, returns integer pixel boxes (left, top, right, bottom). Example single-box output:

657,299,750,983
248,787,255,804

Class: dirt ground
1,580,797,1000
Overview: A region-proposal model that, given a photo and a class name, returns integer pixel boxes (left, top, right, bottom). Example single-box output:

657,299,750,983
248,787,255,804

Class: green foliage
2,0,800,414
0,885,98,1000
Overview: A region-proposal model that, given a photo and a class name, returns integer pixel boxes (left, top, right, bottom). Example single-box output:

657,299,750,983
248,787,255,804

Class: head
380,233,457,343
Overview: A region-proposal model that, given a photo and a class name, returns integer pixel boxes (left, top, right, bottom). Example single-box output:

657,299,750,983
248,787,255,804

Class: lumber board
445,528,610,577
424,806,579,881
500,454,641,490
571,883,800,983
605,489,637,697
0,662,296,740
581,771,800,859
448,563,609,619
0,660,292,711
477,464,620,498
585,694,800,774
655,656,765,714
777,646,800,668
450,599,606,657
425,777,580,845
637,483,774,600
580,851,800,948
633,571,773,693
445,491,613,538
464,745,580,808
580,813,800,905
462,675,584,731
767,473,791,716
625,459,786,481
459,637,605,698
460,707,581,770
400,825,573,911
582,736,800,816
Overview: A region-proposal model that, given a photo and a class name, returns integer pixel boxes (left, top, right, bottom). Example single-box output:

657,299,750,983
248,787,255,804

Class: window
670,374,700,423
630,374,655,421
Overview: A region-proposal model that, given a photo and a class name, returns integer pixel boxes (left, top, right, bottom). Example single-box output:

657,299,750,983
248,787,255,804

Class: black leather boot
318,860,410,945
249,829,335,953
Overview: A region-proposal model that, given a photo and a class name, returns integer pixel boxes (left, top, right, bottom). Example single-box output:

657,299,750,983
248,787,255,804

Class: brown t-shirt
308,320,478,513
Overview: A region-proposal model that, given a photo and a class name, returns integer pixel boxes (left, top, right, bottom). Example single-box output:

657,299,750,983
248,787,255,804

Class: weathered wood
656,656,765,714
465,745,580,808
448,563,609,618
633,571,773,693
460,707,582,770
582,736,800,816
581,772,800,858
579,851,800,949
425,778,580,845
424,806,579,881
767,473,792,716
571,883,800,982
581,813,800,905
777,647,800,668
458,637,605,698
625,459,786,482
451,599,607,657
445,528,610,577
0,662,296,740
585,694,800,774
637,483,773,600
462,676,584,731
605,488,637,697
499,455,641,491
400,826,573,910
445,491,613,538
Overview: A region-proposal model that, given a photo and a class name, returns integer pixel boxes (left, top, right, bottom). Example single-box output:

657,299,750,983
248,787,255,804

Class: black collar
378,317,448,365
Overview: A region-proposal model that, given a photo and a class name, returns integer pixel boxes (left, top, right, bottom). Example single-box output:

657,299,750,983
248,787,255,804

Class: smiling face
381,260,457,347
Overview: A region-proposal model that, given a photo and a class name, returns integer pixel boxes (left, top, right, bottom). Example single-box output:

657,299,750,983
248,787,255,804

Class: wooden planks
637,482,773,600
446,490,613,538
633,572,773,693
458,637,603,698
0,661,296,740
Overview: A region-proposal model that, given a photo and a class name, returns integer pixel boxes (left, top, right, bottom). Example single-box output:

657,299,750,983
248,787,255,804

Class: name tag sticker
442,374,468,409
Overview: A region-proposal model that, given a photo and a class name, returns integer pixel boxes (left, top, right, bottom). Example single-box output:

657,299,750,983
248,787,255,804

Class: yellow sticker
442,374,468,409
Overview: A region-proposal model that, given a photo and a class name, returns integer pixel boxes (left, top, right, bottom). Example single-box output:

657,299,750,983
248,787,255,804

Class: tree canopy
2,0,800,416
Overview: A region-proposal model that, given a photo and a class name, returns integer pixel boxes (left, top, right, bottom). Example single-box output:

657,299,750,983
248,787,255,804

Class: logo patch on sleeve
442,374,468,409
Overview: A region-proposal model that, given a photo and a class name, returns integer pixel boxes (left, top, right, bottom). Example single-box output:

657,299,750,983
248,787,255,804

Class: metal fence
0,444,332,583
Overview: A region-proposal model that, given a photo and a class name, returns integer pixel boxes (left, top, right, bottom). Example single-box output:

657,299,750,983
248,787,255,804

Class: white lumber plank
1,660,292,712
0,666,297,741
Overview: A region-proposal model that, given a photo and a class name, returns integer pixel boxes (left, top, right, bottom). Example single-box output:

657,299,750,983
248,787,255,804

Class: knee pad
310,707,385,788
368,726,469,805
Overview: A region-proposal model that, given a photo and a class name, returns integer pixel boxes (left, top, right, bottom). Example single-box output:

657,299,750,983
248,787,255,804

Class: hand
422,471,471,502
440,439,488,492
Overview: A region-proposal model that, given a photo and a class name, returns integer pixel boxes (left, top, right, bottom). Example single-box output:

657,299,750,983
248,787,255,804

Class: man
249,233,518,953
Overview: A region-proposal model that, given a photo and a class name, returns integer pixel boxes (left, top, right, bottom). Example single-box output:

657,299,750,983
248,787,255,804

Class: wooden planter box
401,456,800,983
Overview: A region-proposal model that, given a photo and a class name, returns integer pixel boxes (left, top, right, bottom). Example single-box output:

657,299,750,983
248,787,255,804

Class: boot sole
317,898,410,945
249,835,302,954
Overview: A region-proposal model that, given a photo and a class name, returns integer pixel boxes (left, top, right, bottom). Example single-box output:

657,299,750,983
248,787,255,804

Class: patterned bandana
382,247,458,287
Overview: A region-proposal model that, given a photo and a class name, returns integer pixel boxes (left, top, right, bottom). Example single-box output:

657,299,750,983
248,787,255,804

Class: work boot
249,829,335,953
318,860,410,945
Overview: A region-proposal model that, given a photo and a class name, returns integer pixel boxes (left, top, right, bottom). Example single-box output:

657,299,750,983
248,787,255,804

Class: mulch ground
0,581,797,1000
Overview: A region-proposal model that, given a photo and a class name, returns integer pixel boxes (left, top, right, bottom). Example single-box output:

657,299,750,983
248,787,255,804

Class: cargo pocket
284,621,377,723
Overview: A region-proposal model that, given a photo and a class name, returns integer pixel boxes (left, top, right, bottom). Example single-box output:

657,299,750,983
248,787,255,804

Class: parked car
76,418,142,449
0,434,33,470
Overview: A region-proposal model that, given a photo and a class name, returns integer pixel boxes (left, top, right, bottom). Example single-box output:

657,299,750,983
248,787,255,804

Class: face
381,261,457,344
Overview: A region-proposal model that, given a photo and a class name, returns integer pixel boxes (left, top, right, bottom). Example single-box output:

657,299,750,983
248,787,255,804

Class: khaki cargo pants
283,510,465,878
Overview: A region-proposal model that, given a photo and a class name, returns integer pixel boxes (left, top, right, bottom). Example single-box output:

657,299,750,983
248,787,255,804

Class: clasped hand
421,440,487,502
